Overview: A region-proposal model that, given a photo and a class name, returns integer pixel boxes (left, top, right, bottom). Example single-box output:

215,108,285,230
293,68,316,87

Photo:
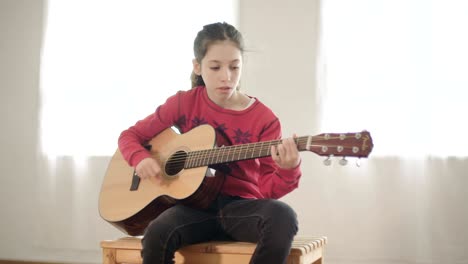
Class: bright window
40,0,238,157
319,0,468,157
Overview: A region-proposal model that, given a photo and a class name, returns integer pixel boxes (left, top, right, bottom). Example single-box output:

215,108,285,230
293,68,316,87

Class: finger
138,166,157,179
284,137,298,154
136,170,146,179
150,165,161,178
283,138,297,157
273,145,284,165
281,139,291,154
280,139,298,162
277,142,288,157
271,145,279,161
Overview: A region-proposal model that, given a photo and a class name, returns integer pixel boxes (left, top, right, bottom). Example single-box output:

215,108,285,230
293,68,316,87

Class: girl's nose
221,69,231,81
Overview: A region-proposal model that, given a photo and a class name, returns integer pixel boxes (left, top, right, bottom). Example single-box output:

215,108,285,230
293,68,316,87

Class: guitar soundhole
165,150,188,177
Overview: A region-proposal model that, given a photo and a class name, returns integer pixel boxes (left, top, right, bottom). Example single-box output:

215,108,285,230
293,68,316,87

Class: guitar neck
184,136,310,169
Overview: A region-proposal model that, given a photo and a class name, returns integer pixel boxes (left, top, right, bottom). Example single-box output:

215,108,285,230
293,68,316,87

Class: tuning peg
339,157,348,166
356,158,361,167
323,157,332,166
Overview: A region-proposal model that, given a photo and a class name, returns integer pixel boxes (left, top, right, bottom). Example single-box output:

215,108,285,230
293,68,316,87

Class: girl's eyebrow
207,59,241,63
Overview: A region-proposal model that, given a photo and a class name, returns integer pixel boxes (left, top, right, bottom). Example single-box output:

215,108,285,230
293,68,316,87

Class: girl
118,21,302,264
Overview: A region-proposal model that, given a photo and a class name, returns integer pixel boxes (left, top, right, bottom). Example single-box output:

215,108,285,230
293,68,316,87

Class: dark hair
190,22,245,88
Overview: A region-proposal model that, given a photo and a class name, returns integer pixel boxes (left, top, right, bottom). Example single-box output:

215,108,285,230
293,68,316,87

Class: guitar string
164,138,363,162
148,135,364,159
165,145,364,170
184,144,360,160
150,135,368,170
164,145,365,172
134,135,368,173
170,135,361,158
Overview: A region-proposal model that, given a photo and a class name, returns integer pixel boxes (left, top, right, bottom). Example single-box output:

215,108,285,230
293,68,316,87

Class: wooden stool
101,236,327,264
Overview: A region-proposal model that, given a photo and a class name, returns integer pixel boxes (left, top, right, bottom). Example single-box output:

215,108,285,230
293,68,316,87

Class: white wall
239,0,320,134
0,0,45,259
237,7,318,152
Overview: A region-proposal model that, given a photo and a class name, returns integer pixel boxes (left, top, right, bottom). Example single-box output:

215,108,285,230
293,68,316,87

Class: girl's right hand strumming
135,157,162,181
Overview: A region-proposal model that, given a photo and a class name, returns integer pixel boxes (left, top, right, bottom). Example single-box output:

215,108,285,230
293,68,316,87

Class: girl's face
193,40,242,105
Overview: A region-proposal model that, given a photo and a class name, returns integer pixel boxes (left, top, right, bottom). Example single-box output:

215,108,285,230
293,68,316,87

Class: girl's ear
192,59,201,75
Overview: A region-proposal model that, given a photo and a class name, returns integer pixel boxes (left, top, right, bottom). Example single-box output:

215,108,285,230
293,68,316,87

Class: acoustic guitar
99,124,373,236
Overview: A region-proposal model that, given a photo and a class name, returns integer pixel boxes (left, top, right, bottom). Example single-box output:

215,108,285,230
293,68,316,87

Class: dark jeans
141,195,298,264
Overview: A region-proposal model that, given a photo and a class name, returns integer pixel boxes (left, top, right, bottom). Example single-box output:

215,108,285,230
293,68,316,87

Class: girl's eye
231,66,239,70
210,67,220,70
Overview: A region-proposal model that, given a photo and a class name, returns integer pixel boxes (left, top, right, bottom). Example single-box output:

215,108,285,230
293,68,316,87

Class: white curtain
37,1,238,261
315,0,468,263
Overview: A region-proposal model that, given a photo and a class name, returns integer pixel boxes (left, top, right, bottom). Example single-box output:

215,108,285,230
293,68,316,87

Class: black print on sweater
175,115,186,129
191,116,207,127
233,128,252,144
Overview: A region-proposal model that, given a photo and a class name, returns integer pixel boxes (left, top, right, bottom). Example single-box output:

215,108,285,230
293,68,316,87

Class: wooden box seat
101,236,327,264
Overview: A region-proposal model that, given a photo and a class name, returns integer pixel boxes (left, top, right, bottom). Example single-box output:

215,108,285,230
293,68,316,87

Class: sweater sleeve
257,119,302,199
118,92,181,167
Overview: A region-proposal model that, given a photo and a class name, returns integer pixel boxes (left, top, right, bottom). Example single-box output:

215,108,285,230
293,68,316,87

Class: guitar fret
216,147,221,164
209,149,216,165
223,147,228,163
195,151,201,167
262,141,268,157
223,146,229,163
218,147,224,164
261,142,266,157
203,149,213,165
202,149,210,166
197,151,203,167
207,149,214,165
227,146,231,161
205,149,211,166
202,150,207,166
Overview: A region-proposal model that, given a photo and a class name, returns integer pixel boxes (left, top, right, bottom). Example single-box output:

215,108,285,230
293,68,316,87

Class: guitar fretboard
184,136,311,168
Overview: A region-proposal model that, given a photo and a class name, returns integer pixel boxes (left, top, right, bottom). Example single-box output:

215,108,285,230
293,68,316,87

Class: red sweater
118,86,302,199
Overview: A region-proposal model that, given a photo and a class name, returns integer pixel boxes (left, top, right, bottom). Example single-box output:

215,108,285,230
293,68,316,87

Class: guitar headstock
307,131,373,159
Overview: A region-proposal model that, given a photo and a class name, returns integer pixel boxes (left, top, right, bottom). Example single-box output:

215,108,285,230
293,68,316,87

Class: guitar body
98,125,224,236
